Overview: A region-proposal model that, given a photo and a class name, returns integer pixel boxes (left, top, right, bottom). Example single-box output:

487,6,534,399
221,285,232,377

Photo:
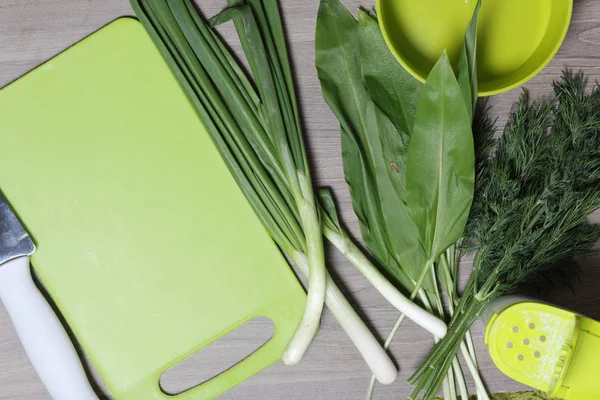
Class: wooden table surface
0,1,599,399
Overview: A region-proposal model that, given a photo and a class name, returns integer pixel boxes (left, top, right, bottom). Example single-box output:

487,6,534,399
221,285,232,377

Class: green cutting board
0,18,305,399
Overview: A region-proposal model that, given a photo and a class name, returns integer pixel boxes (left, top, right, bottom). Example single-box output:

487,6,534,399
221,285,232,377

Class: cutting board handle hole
159,316,274,396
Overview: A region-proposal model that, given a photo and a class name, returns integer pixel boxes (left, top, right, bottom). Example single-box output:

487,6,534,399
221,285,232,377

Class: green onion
130,0,401,384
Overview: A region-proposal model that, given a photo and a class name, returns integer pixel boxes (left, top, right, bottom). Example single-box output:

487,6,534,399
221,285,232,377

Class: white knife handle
0,256,98,400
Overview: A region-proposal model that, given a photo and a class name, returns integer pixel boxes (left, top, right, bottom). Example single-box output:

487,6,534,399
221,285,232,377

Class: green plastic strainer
485,298,600,400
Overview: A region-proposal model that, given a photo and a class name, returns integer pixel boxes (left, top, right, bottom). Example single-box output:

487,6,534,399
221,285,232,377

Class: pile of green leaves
316,0,428,298
316,0,485,398
316,0,481,311
411,72,600,398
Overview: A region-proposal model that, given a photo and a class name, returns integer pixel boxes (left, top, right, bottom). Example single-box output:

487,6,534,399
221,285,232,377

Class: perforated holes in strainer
506,320,549,362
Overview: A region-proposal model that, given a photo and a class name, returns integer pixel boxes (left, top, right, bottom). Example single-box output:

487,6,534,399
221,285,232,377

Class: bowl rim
376,0,574,96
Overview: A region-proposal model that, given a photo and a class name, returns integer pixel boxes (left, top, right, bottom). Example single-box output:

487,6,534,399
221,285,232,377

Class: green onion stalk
365,261,480,400
131,0,323,369
130,0,446,384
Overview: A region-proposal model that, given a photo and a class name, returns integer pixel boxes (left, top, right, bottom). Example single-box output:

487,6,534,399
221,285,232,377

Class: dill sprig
472,98,497,177
410,71,600,400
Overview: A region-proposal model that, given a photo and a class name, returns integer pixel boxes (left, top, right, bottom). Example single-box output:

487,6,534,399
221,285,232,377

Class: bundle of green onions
130,0,448,385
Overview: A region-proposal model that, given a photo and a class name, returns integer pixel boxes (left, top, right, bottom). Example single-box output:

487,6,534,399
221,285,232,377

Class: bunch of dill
410,71,600,399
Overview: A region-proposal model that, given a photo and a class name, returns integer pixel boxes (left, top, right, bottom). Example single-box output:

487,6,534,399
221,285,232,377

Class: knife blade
0,192,35,263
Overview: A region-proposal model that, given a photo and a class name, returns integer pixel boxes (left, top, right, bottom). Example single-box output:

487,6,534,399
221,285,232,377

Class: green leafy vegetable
315,1,489,399
212,0,328,365
360,11,421,138
357,12,421,202
316,2,489,400
315,1,452,343
456,0,481,120
316,0,435,295
406,51,474,264
315,0,391,272
402,51,479,400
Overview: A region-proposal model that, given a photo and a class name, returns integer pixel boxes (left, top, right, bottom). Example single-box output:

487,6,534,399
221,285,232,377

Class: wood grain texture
0,0,599,399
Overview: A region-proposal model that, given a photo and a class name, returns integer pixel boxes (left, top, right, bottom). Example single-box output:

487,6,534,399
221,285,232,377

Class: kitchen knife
0,192,98,400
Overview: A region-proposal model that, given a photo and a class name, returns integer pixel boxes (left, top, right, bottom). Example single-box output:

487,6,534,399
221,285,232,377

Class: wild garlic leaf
456,0,481,120
357,10,421,202
406,52,475,262
372,105,431,285
316,0,391,269
316,0,430,292
355,10,435,291
355,10,429,284
437,0,482,293
358,11,421,134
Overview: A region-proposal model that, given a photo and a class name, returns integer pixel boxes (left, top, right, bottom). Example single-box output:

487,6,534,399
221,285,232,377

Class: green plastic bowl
377,0,573,96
